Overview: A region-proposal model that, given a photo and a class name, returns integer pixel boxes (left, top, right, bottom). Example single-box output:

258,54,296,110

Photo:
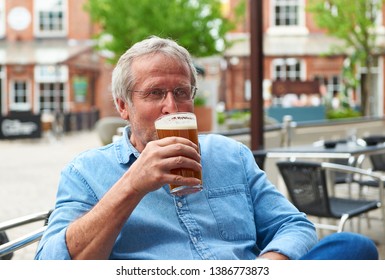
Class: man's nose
161,91,179,113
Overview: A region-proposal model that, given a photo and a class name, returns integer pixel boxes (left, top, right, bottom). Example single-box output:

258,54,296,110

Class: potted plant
194,93,213,132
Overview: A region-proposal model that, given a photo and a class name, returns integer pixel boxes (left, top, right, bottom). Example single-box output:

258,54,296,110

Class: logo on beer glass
155,112,203,195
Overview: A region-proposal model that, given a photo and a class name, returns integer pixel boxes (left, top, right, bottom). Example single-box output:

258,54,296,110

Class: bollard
280,115,293,147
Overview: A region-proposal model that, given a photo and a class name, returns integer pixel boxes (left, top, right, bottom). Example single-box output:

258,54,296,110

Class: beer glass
155,112,203,195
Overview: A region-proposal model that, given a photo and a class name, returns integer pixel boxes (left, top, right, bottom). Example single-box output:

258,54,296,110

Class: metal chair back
277,161,332,218
276,161,385,236
0,210,52,259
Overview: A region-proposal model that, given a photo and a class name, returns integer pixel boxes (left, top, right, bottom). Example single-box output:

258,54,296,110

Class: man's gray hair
111,36,197,110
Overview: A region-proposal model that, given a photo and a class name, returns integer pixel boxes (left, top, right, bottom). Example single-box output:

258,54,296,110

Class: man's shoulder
69,142,117,165
199,133,233,141
199,133,242,146
198,133,247,156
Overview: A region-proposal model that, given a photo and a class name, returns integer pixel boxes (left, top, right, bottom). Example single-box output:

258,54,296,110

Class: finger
168,155,202,172
156,136,199,151
165,174,202,187
168,144,201,162
149,139,201,163
136,157,201,190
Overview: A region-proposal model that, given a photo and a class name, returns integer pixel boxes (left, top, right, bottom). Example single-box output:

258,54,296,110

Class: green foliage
216,110,250,126
84,0,245,63
308,0,382,42
326,108,362,119
229,110,250,120
307,0,384,58
217,111,226,125
194,95,207,107
307,0,385,116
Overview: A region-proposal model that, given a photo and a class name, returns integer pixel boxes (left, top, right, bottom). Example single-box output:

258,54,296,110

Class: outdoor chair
314,139,365,184
356,152,385,197
276,161,385,240
330,157,357,183
328,155,366,197
356,136,385,195
0,210,52,260
360,135,385,177
252,150,266,171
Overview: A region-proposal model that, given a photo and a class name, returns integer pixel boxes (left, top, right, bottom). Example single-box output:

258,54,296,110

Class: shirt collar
114,125,140,164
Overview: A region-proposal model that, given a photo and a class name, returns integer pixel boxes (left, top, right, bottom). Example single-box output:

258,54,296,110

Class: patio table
255,142,385,159
253,141,385,196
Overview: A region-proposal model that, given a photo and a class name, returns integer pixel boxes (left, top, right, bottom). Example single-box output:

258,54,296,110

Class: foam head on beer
155,113,196,129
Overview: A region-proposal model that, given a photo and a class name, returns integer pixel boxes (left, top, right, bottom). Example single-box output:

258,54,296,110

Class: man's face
121,53,194,152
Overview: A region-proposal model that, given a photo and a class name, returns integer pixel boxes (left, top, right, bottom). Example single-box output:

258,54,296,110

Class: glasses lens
133,86,196,103
144,88,166,100
174,87,193,102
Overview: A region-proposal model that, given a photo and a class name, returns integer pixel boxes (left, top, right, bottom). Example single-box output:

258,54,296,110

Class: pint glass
155,112,203,195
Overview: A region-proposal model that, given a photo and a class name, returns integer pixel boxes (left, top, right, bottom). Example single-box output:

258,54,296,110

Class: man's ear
116,98,130,121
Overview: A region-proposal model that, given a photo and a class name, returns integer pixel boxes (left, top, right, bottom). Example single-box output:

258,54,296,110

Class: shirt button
177,202,183,208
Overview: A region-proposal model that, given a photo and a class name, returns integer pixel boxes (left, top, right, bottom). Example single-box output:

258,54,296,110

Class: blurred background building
0,0,114,140
2,0,385,140
223,0,385,123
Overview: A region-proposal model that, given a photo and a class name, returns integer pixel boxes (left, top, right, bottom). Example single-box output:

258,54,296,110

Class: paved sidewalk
0,130,103,259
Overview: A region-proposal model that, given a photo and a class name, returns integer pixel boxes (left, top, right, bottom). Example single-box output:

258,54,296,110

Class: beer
155,113,203,195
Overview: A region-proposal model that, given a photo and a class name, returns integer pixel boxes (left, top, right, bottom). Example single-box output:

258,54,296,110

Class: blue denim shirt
35,127,317,260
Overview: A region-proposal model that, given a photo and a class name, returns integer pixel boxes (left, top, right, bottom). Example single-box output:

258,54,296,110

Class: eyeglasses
128,86,197,103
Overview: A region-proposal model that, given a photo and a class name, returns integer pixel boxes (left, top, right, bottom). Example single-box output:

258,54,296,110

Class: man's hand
125,136,202,196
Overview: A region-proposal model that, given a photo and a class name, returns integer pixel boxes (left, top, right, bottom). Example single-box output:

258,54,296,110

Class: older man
35,36,377,260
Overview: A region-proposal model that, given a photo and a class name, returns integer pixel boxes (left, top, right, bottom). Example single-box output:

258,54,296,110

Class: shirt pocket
207,184,256,241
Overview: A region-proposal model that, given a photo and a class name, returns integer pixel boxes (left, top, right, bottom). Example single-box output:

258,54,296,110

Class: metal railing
0,210,51,259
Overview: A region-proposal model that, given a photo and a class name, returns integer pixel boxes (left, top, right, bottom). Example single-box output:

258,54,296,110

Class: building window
35,65,68,113
372,0,384,26
274,0,299,26
35,65,68,83
34,0,67,37
325,0,383,26
272,58,303,81
0,0,5,38
314,75,341,96
10,80,30,111
39,83,65,112
268,0,307,35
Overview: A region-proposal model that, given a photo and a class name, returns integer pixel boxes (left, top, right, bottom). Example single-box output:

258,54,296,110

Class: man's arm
66,174,144,259
65,137,202,259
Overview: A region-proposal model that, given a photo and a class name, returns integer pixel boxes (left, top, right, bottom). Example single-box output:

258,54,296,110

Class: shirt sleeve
240,144,318,260
34,228,71,260
35,162,98,260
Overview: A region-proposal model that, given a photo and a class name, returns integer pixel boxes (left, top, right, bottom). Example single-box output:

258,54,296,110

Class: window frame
34,65,68,113
34,65,69,83
33,0,68,38
313,75,342,97
268,0,308,35
272,58,305,81
38,82,66,113
9,80,31,112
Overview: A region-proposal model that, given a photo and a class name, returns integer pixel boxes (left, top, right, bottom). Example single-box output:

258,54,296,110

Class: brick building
223,0,385,120
4,0,384,139
0,0,115,139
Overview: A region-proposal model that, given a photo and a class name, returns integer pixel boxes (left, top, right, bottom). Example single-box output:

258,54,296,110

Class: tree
84,0,245,63
308,0,385,116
